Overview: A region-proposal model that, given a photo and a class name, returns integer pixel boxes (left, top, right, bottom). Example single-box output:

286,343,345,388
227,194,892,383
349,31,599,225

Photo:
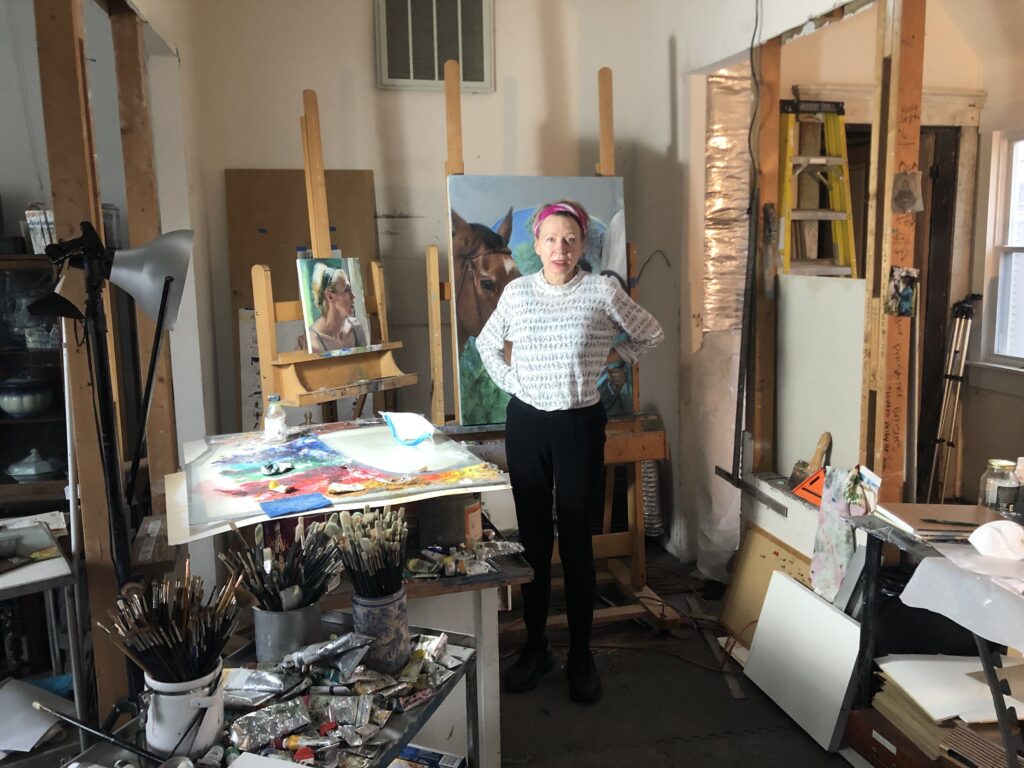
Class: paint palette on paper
184,422,508,524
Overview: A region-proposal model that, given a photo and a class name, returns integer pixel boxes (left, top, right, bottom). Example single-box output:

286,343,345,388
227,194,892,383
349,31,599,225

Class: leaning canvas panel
447,175,629,426
744,570,860,752
296,257,371,355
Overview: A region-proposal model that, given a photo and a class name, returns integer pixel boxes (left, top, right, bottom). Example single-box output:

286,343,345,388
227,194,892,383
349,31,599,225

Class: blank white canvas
777,275,866,476
745,570,861,751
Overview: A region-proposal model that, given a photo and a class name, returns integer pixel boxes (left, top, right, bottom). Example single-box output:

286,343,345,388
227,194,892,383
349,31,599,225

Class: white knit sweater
476,270,664,412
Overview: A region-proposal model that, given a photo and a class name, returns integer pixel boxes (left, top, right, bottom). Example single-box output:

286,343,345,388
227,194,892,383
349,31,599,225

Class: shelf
273,340,405,366
0,479,66,505
0,411,65,425
0,348,60,357
0,256,50,271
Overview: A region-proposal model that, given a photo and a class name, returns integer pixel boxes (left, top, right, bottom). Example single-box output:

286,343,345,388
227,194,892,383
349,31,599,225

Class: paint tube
197,744,224,767
308,684,353,695
421,661,454,688
397,634,449,683
229,698,311,752
282,633,374,668
474,539,525,559
419,549,445,564
274,734,338,751
305,694,372,727
224,689,276,709
405,557,440,574
393,688,434,713
336,723,380,747
464,559,494,576
223,667,299,693
374,681,412,700
329,645,370,679
435,643,474,670
352,673,398,695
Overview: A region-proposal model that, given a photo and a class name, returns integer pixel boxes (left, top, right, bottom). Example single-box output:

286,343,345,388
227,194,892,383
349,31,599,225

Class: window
374,0,494,92
995,138,1024,359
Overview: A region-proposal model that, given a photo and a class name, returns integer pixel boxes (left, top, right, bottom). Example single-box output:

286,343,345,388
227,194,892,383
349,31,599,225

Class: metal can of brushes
351,586,410,676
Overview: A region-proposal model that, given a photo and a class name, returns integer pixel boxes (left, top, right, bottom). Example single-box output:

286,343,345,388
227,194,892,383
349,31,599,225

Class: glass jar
978,459,1020,514
263,394,287,443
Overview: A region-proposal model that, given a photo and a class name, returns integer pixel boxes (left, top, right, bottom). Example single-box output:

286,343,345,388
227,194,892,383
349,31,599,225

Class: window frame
979,128,1024,370
373,0,495,93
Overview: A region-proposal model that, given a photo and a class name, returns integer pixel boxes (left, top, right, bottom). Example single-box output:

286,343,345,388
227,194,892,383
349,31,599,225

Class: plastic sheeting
690,331,742,582
901,556,1024,649
703,66,753,333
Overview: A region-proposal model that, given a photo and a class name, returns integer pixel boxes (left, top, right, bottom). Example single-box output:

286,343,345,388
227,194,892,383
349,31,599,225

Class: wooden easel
251,91,417,414
427,62,680,632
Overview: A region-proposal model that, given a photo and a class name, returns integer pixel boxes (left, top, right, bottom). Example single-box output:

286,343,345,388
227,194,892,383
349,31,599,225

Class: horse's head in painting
451,208,519,350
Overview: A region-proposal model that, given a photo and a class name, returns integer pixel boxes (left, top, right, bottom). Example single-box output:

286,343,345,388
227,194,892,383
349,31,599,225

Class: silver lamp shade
109,230,192,330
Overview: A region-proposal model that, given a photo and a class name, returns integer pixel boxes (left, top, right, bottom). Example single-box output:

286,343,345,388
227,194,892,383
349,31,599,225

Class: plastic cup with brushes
220,516,347,662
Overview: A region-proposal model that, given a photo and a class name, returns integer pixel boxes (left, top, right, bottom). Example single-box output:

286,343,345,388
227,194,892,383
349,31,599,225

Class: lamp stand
125,276,173,507
82,253,134,589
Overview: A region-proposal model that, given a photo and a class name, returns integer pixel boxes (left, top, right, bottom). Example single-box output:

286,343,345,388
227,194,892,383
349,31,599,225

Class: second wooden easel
251,90,417,417
427,61,681,633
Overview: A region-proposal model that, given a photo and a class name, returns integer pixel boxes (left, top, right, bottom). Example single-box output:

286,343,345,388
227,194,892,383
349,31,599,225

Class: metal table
848,515,1024,768
69,614,479,767
0,523,88,763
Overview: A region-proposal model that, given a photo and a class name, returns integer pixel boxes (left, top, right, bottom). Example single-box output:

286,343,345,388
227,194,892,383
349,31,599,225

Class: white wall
0,1,48,236
0,0,129,243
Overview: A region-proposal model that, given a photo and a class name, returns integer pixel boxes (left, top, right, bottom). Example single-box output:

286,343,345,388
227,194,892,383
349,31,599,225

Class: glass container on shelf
978,459,1020,515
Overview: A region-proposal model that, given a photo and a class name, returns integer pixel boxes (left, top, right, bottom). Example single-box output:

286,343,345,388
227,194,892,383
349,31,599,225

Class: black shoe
566,649,602,703
504,642,555,693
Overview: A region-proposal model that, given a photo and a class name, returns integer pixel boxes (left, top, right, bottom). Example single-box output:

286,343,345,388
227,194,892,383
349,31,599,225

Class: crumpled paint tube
229,698,311,751
306,694,372,727
282,632,374,669
223,667,298,693
330,645,370,679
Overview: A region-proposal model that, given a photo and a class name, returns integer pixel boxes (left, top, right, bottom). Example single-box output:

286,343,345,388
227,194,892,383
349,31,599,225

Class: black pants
505,396,607,652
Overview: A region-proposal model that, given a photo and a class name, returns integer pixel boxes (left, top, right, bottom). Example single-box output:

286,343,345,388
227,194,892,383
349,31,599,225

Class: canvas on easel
447,174,629,425
296,257,371,354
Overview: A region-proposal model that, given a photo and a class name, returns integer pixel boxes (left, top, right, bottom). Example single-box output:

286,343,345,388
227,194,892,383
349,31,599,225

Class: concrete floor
498,543,848,767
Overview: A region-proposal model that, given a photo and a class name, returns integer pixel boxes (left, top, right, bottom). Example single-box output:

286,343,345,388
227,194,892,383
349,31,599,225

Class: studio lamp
31,221,192,587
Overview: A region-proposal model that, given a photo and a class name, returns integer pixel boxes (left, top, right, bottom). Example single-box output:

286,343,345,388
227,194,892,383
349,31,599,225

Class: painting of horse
450,208,519,352
447,175,627,425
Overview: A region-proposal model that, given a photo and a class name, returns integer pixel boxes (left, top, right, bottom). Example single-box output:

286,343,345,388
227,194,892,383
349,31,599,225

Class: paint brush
32,701,166,765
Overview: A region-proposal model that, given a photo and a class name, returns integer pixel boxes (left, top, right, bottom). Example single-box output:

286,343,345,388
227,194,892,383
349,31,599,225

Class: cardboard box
388,744,467,768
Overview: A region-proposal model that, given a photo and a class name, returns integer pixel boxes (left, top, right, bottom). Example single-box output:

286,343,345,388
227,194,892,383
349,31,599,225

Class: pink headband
532,203,588,240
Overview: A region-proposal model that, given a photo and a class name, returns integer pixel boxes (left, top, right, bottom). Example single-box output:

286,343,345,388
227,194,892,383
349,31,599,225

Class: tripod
925,293,981,503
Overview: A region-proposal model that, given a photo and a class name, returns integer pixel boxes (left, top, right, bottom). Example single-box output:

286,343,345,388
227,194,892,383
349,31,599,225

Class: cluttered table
161,418,528,767
848,504,1024,768
68,614,478,768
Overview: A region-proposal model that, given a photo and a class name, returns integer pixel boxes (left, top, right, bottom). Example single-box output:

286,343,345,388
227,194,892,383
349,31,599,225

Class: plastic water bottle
264,394,287,442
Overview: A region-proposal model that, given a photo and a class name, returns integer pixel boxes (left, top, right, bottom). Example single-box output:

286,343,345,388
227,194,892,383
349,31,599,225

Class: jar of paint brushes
340,506,410,675
223,518,346,662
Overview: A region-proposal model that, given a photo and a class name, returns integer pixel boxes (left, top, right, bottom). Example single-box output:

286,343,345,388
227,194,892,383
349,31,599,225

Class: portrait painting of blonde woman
296,257,370,354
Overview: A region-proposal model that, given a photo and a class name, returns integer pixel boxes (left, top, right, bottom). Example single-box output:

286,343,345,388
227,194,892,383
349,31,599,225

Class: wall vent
375,0,494,92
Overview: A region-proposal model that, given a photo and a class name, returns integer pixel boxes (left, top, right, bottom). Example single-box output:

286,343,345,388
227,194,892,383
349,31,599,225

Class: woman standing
303,263,368,353
476,201,663,704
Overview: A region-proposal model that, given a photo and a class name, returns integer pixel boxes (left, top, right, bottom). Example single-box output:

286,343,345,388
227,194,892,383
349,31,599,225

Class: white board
878,654,1024,724
744,570,860,751
777,274,866,476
